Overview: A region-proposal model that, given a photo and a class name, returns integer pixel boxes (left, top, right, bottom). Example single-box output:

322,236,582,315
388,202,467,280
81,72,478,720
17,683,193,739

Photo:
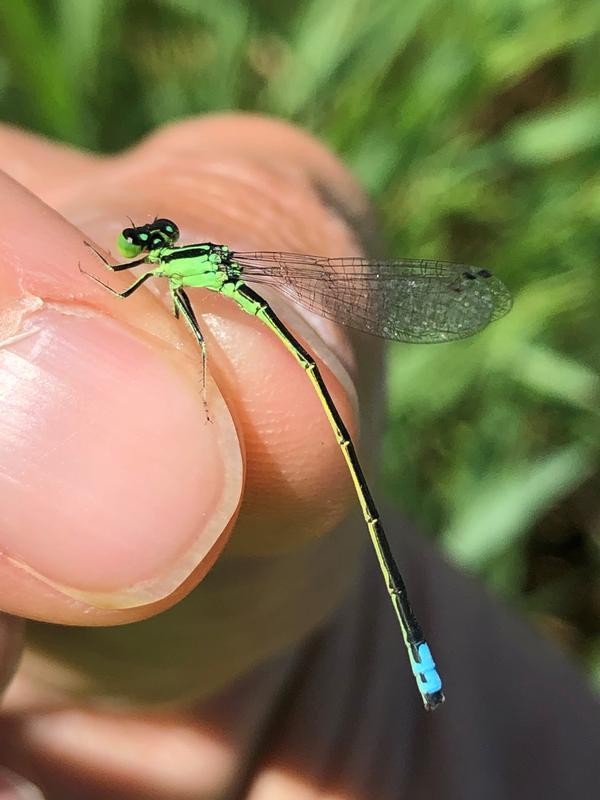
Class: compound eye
118,229,143,258
154,218,180,244
166,222,179,243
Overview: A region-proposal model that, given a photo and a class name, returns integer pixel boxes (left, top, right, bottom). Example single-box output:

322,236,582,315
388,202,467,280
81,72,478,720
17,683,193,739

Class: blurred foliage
0,0,598,683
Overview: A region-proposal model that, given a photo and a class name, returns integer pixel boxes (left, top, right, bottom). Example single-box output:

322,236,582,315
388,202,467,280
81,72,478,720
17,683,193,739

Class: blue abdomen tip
411,642,443,694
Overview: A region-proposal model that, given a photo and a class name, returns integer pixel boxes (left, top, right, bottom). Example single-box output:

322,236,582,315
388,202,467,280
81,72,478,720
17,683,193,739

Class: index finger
0,115,372,629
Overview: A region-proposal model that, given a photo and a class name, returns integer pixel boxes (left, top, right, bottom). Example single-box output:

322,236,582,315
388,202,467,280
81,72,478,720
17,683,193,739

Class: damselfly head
117,217,180,258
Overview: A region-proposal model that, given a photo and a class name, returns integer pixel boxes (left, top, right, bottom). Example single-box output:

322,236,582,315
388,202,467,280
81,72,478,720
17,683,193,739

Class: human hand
0,114,384,797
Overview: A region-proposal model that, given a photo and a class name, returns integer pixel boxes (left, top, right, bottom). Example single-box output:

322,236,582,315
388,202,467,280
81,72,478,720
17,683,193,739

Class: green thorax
150,243,241,291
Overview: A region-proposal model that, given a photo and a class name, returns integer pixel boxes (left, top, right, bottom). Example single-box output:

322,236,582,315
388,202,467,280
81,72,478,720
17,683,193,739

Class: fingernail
0,307,243,608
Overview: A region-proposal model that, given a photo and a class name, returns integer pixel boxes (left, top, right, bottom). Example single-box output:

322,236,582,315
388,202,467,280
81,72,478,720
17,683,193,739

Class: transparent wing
232,252,512,343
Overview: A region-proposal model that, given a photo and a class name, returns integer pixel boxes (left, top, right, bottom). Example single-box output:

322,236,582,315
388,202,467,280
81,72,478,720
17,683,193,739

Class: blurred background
0,0,598,687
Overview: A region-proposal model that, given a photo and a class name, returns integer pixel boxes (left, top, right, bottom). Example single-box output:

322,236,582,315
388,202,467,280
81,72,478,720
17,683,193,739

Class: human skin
0,115,385,798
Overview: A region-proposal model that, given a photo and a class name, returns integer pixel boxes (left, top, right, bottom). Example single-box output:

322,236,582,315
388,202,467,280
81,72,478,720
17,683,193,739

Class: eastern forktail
81,217,512,711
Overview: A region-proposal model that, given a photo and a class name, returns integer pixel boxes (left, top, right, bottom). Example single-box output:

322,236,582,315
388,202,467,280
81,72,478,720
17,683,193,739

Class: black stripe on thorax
162,246,213,263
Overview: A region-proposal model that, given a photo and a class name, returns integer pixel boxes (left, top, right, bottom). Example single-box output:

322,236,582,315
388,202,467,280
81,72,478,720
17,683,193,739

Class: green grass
1,0,598,683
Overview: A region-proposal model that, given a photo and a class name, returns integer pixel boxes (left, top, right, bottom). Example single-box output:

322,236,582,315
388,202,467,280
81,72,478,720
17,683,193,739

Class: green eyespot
118,232,143,258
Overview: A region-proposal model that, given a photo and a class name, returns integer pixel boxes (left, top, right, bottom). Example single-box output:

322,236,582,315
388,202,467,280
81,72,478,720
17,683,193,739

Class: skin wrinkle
67,141,356,255
0,329,41,349
82,158,351,257
138,115,371,224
